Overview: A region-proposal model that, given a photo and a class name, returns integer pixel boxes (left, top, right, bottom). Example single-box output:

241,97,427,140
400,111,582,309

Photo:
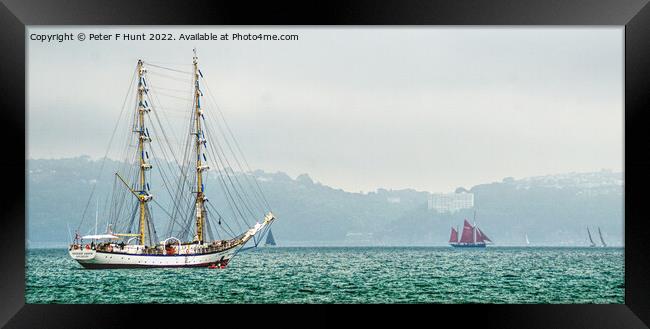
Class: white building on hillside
428,191,474,213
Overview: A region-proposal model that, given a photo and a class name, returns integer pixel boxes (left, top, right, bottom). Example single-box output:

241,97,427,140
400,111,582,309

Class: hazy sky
27,27,623,193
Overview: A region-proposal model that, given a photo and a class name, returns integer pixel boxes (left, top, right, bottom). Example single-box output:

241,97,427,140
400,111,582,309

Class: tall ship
449,219,492,248
69,51,276,268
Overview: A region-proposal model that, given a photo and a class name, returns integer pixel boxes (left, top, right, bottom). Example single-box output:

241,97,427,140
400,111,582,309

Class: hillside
27,157,623,247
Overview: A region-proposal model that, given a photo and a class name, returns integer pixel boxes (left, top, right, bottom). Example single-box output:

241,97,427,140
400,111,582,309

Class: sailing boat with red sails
449,218,492,248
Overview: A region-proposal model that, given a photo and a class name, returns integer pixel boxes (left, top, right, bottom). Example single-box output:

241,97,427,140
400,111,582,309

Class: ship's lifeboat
165,246,177,255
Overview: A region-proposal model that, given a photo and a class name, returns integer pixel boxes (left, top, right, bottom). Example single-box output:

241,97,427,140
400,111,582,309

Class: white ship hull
69,244,242,269
69,213,275,269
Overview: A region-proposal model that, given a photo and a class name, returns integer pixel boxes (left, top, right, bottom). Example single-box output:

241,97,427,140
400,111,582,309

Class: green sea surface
26,247,624,304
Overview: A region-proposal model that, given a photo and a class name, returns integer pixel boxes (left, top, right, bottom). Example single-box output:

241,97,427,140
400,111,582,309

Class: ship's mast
136,59,153,245
95,200,98,235
192,50,208,243
473,209,477,244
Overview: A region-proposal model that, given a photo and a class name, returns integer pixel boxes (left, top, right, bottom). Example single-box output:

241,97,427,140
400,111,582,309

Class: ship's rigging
74,51,274,253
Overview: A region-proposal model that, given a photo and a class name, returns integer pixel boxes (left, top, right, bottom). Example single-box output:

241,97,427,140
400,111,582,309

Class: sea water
25,247,624,304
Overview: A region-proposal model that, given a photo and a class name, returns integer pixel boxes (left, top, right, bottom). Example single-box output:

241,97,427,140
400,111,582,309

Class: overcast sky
27,27,623,193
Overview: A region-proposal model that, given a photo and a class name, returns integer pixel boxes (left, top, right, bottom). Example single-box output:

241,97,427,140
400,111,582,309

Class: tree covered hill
27,157,623,247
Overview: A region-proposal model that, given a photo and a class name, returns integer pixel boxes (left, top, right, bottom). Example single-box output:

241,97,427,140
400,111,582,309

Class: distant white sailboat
525,233,530,246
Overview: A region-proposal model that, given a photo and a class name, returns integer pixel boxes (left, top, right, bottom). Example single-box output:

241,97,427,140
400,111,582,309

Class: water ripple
26,247,623,304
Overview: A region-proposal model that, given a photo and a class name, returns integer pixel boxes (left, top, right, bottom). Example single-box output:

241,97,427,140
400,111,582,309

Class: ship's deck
70,238,243,256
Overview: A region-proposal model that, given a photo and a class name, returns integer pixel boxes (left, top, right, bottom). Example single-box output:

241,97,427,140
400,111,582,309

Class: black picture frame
2,0,649,328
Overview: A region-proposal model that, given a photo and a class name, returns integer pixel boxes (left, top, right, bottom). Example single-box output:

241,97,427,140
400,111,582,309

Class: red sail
475,229,484,243
459,219,474,243
476,228,492,243
449,227,458,243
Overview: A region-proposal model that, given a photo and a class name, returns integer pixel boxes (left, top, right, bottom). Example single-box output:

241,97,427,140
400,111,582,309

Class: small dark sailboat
265,229,277,247
449,219,492,248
